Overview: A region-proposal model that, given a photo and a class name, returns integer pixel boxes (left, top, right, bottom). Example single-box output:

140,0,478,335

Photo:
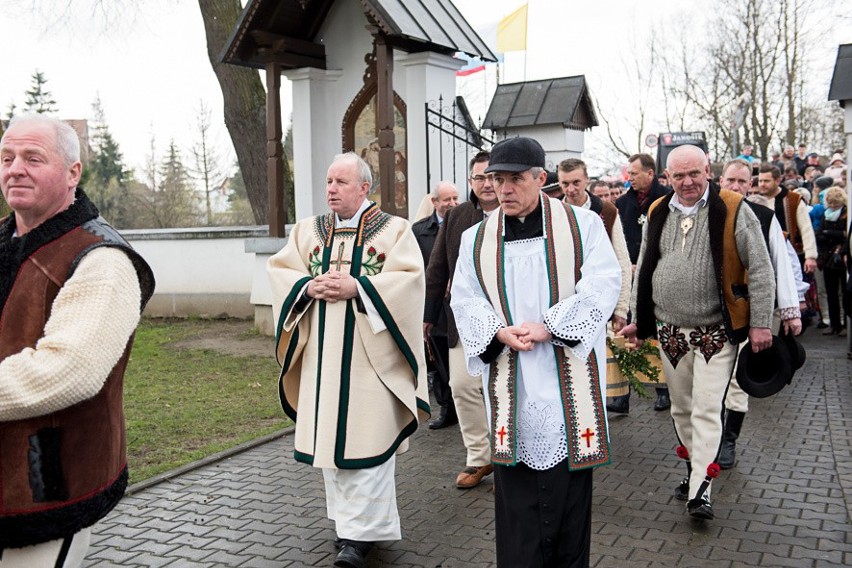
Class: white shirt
668,184,710,215
767,218,802,313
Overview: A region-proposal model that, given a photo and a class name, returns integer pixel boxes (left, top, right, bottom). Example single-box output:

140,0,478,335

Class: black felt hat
780,329,806,372
485,137,546,173
541,170,561,196
736,336,793,398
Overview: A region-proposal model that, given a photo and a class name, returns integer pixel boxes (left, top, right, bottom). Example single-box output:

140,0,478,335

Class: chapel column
283,67,344,220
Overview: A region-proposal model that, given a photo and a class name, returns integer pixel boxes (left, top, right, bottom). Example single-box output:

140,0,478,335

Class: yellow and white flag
496,3,528,53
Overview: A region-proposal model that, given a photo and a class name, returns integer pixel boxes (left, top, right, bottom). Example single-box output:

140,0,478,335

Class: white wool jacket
0,247,141,421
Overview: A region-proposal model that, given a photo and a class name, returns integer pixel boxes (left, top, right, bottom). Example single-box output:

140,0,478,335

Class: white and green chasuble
268,202,430,470
451,196,621,471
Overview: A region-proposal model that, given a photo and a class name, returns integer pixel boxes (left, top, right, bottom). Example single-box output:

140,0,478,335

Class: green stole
473,196,611,471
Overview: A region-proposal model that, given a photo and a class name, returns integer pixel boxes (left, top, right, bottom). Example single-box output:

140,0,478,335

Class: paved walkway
84,330,852,567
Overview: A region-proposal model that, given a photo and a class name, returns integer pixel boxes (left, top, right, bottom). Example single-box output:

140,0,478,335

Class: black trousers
426,334,452,409
494,460,593,568
823,266,847,330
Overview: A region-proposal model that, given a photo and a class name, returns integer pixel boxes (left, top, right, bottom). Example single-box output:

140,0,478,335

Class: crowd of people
402,139,849,566
2,110,848,568
734,144,849,336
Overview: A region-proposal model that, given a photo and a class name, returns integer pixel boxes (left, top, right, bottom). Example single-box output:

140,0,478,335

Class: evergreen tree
23,70,58,114
130,138,199,228
224,162,255,225
282,122,295,224
84,96,130,226
156,140,200,228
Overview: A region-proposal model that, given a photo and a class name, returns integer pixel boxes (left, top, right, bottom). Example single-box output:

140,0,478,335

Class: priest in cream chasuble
267,153,429,561
450,137,621,567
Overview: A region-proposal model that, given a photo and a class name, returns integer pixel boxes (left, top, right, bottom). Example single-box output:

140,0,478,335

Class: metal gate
425,95,493,193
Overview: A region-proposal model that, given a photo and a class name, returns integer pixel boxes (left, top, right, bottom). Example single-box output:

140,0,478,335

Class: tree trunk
197,0,279,226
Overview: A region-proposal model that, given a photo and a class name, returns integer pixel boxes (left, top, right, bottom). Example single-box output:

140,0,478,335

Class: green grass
123,319,291,484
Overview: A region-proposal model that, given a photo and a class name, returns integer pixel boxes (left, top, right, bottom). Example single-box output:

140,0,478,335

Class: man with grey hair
452,137,621,565
268,152,429,568
0,114,154,566
412,181,458,429
622,145,775,521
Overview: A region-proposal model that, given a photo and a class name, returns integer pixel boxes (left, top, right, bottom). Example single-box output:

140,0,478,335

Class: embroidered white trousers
659,329,737,501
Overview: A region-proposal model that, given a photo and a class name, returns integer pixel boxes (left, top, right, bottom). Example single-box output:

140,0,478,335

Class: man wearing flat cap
451,137,621,566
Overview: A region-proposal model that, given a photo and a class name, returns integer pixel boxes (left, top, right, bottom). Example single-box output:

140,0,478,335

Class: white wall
492,125,585,171
286,1,376,220
123,226,271,319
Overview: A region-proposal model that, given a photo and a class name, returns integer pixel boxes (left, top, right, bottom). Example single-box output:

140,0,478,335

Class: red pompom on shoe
707,463,720,478
676,445,690,460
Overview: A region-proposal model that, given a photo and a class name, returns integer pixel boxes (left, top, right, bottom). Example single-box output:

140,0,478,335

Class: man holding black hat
622,145,775,521
452,137,621,566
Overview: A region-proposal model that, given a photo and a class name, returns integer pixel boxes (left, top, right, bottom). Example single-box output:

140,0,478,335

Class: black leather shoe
687,496,714,520
429,406,458,429
674,477,689,501
654,390,671,411
334,541,373,568
606,395,629,414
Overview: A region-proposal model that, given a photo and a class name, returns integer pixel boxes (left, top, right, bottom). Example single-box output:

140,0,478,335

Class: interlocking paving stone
83,329,852,566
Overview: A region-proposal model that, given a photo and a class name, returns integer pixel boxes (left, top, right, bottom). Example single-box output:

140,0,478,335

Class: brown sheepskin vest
773,188,804,254
0,193,154,549
635,187,750,343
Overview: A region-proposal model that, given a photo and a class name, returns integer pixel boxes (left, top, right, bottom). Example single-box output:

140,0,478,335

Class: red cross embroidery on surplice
497,426,507,445
581,428,595,448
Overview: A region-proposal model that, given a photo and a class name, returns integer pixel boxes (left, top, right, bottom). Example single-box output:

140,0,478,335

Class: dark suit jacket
424,201,486,347
412,212,441,269
616,178,670,264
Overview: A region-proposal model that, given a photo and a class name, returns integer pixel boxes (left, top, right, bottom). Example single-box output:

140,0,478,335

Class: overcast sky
1,0,848,177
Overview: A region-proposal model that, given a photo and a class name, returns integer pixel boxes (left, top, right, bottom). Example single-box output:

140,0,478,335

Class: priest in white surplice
451,138,621,567
267,153,430,568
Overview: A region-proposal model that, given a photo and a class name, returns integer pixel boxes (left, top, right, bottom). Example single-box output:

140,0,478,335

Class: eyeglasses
470,174,494,183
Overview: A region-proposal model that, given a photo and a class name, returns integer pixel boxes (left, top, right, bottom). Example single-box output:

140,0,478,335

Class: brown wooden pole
266,63,286,237
374,35,398,216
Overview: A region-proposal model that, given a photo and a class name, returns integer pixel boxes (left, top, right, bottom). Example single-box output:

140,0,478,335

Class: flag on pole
497,3,528,53
455,53,488,76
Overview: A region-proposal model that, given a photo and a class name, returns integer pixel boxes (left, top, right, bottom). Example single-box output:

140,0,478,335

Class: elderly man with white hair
0,114,154,567
268,152,429,568
622,145,775,521
412,181,459,429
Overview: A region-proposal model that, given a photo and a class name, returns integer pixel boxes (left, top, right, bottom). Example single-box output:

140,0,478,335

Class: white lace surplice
451,209,621,470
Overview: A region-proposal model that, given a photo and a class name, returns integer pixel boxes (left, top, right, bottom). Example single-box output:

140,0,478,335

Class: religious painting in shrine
343,51,408,216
